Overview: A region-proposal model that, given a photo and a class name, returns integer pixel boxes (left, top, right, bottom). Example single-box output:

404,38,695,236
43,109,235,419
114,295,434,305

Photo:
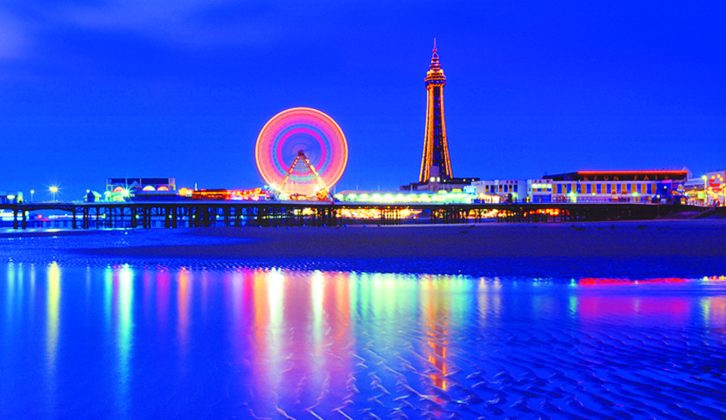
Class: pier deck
0,201,692,230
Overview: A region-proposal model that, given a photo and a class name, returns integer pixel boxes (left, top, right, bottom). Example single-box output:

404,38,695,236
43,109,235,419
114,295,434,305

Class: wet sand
74,219,726,259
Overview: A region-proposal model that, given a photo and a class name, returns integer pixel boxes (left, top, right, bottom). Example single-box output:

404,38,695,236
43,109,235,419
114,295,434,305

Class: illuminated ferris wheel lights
255,107,348,198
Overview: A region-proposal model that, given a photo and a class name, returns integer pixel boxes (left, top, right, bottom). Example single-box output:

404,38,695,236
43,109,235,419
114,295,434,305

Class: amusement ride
255,107,348,200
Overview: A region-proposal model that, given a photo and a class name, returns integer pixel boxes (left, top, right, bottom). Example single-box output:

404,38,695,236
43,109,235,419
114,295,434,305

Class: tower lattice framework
419,39,453,183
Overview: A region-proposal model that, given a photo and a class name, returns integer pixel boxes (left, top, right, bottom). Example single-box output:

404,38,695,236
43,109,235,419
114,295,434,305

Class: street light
49,185,59,201
30,189,35,202
701,175,708,206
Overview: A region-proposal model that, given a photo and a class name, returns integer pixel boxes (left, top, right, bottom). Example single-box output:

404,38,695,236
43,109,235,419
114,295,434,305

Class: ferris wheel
255,107,348,199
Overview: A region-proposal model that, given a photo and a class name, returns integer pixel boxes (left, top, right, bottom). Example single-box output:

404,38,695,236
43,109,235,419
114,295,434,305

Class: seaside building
0,192,22,204
403,40,478,192
684,171,726,206
527,179,554,203
471,180,525,203
542,170,688,204
189,188,273,201
105,177,177,201
334,189,474,204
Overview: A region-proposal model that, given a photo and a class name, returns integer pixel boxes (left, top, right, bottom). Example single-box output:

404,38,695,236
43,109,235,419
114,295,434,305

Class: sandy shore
0,220,721,276
68,219,726,259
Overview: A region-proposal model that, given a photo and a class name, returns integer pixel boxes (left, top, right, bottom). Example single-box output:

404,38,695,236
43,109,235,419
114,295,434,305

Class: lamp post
49,186,59,202
702,175,708,206
30,189,35,202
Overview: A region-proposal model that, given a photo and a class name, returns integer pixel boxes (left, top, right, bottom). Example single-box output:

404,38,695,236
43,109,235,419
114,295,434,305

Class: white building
527,179,554,203
471,180,525,203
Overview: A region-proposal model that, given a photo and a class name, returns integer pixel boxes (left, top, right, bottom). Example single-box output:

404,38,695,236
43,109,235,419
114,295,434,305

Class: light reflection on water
0,263,724,418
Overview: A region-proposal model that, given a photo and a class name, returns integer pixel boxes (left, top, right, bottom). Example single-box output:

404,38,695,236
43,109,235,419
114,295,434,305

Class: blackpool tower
403,40,478,191
419,39,453,183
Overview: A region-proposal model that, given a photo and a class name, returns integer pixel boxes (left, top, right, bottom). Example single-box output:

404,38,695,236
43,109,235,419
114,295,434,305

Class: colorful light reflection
1,264,725,418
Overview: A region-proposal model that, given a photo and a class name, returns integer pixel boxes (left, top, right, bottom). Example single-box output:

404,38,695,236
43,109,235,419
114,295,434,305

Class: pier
0,201,692,230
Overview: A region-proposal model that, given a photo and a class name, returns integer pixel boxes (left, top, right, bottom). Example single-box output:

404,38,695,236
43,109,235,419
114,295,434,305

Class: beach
37,219,719,277
2,219,724,277
63,219,723,257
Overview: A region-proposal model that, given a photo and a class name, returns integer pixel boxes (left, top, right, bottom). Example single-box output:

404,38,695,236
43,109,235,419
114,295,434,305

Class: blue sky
1,1,724,199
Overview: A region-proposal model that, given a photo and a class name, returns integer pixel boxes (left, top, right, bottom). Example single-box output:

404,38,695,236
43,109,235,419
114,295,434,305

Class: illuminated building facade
684,171,726,206
471,180,525,203
105,177,177,201
0,192,22,204
527,179,554,203
543,170,688,204
403,40,478,192
190,188,273,201
334,189,474,204
704,171,725,206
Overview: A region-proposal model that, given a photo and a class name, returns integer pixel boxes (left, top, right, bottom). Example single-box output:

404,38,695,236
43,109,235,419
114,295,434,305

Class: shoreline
74,219,726,258
71,220,726,277
2,220,725,277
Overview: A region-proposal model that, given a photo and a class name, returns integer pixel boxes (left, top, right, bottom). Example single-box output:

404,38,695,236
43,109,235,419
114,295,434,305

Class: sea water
0,233,724,417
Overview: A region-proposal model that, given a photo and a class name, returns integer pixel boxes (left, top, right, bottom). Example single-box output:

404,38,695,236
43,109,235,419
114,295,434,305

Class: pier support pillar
82,207,89,229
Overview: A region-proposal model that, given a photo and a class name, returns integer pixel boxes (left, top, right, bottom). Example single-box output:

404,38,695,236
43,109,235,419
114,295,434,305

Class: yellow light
49,186,59,193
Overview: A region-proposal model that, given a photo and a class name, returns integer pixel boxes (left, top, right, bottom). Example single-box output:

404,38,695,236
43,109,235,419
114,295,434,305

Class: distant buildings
105,177,177,201
394,43,711,207
470,180,526,203
334,189,474,204
684,171,726,206
543,170,688,204
0,192,22,204
470,170,690,204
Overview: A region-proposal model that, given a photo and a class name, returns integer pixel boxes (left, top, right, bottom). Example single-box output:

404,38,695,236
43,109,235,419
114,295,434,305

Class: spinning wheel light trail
255,107,348,198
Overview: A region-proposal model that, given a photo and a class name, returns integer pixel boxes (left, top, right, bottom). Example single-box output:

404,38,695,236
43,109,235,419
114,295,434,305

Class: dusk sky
1,1,724,199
